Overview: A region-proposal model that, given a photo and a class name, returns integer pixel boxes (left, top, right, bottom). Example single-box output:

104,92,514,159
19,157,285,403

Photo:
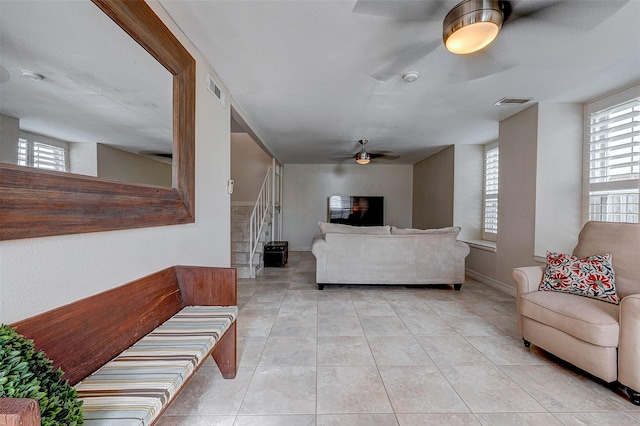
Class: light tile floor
158,251,640,425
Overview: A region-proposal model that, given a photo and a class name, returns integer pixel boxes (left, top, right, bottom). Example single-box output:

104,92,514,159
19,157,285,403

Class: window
17,136,68,172
482,143,499,241
586,91,639,223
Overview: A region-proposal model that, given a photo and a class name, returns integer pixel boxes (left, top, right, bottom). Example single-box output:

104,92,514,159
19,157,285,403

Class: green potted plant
0,325,83,425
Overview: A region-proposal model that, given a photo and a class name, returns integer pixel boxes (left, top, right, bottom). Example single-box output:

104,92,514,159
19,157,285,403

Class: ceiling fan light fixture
443,0,504,55
356,151,370,165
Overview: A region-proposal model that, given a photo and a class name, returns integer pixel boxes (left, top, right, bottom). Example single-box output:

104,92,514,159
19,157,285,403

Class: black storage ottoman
264,241,288,267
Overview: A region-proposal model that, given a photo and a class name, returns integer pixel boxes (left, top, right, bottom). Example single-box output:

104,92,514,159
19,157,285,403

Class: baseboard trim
465,269,516,297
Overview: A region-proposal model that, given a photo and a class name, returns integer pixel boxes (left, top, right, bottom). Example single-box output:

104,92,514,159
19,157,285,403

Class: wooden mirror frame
0,0,195,241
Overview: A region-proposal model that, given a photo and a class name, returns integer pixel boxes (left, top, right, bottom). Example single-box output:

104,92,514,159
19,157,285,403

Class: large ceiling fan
355,0,629,81
331,139,400,165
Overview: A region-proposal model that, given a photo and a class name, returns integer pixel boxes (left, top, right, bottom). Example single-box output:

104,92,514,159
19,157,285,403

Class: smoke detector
21,70,44,81
402,71,420,83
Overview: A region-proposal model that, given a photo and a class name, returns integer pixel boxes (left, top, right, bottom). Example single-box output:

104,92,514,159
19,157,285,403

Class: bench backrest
573,221,640,299
10,265,237,385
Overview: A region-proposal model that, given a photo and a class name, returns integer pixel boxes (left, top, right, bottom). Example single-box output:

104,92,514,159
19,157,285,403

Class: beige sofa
512,221,640,405
311,222,470,290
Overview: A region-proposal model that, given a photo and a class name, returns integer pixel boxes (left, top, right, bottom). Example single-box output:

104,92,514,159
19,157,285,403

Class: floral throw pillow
538,252,619,304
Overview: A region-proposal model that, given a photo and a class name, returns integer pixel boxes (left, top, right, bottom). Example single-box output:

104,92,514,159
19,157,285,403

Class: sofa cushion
539,252,619,304
390,226,461,235
520,291,619,347
317,221,390,236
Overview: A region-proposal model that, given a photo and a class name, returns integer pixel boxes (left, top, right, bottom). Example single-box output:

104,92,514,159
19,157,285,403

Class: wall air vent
494,97,533,106
207,74,226,106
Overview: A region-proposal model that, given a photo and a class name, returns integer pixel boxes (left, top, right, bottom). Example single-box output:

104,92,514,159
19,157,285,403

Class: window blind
17,138,30,166
33,141,67,171
482,144,499,240
587,97,640,223
17,138,68,172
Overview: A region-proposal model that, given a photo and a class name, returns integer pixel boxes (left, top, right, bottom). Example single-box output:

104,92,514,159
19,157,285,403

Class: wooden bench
0,265,237,426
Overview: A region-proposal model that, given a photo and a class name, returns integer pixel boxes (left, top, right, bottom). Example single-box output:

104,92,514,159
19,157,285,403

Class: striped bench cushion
76,305,238,426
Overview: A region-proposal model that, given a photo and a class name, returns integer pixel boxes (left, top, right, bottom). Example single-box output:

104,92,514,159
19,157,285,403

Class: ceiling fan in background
331,139,400,165
355,0,628,81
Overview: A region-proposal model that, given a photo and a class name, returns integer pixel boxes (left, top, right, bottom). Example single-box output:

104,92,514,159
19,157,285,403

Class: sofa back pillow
318,221,391,236
390,226,461,236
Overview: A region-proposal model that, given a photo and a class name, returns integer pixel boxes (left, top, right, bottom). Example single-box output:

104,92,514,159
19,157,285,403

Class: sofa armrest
311,236,327,283
619,294,640,395
311,235,326,257
454,241,471,260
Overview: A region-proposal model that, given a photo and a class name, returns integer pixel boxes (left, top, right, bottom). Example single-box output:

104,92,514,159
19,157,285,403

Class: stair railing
249,167,273,275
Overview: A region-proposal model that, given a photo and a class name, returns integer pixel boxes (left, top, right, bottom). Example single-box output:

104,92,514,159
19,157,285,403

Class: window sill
462,239,497,252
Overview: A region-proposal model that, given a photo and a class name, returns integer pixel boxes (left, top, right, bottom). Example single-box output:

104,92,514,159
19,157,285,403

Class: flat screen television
328,195,384,226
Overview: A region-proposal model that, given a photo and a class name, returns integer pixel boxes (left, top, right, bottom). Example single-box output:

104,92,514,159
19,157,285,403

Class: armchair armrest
512,266,544,335
619,294,640,397
512,266,544,295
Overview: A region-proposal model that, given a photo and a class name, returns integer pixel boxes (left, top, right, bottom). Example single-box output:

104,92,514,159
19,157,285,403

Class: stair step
231,202,272,279
232,252,261,264
233,263,261,279
231,206,253,215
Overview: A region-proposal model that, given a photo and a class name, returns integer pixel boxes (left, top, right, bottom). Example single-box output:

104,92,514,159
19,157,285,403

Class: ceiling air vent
207,74,226,106
494,97,533,106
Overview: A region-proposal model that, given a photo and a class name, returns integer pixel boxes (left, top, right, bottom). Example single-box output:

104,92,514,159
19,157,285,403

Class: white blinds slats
17,138,29,167
482,144,499,239
587,96,640,223
33,142,66,171
16,138,67,172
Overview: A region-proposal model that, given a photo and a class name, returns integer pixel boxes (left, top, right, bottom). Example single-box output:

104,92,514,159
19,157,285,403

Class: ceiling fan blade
507,0,629,29
435,46,513,83
329,155,356,163
369,153,400,160
353,0,447,21
371,39,440,81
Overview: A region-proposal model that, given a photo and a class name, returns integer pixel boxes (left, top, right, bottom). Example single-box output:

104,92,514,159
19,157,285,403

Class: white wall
97,144,172,187
494,104,540,287
230,133,272,203
453,144,484,242
0,0,232,324
464,102,583,294
0,114,19,164
534,103,583,258
282,164,413,251
412,144,484,241
412,147,454,230
69,142,98,176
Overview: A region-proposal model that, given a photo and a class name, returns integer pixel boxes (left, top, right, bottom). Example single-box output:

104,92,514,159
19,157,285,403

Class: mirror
0,1,173,187
0,0,195,240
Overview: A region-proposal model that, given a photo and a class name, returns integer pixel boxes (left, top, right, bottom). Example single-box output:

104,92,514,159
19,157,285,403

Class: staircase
231,205,270,278
231,167,274,279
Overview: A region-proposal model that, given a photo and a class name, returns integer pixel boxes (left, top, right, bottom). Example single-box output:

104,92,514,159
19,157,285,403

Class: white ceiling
160,0,640,165
0,1,173,155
